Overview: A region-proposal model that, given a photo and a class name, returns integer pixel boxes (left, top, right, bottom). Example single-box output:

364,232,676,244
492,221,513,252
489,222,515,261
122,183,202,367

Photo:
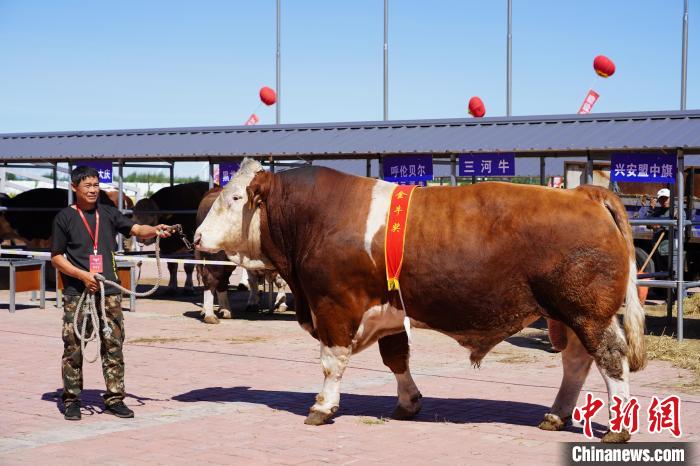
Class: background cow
0,187,132,248
132,181,209,295
195,186,288,324
195,158,646,443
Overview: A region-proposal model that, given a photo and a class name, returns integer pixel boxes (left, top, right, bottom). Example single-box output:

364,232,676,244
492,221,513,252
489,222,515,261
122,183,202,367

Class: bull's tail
623,257,647,371
595,188,647,372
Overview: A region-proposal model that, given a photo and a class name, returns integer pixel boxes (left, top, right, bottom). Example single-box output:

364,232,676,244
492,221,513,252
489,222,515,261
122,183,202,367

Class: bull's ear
246,171,272,210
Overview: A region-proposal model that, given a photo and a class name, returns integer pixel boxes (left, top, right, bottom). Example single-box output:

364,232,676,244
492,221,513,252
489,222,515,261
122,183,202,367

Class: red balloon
468,96,486,118
593,55,615,78
259,86,277,106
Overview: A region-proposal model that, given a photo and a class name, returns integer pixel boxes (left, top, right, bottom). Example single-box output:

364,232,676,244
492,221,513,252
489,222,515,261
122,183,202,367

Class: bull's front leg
378,332,422,420
166,262,179,295
305,343,352,425
183,263,195,295
202,289,219,324
216,288,232,319
245,272,261,313
272,275,288,312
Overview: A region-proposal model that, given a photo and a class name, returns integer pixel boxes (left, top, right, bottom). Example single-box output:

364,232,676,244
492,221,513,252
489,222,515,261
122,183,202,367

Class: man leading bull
51,166,173,421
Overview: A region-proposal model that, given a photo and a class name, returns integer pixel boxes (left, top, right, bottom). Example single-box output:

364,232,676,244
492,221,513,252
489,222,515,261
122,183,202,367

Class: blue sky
0,1,697,176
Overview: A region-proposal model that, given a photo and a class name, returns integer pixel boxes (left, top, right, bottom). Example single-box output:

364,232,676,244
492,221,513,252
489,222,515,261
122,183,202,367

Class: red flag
578,89,600,114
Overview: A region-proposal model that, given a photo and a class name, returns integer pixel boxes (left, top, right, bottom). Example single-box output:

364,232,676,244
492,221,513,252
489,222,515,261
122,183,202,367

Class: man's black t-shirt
52,203,135,295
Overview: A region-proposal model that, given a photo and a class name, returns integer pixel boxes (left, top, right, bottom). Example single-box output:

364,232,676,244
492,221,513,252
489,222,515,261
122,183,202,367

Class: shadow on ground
0,303,44,312
178,288,297,322
41,389,166,415
509,314,700,354
172,385,607,436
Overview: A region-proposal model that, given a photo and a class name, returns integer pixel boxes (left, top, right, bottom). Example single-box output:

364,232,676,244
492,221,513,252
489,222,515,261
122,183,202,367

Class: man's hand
131,224,174,240
80,271,99,294
155,224,173,238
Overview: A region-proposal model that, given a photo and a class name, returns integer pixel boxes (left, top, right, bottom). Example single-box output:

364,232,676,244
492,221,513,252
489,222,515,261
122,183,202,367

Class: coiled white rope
73,234,164,363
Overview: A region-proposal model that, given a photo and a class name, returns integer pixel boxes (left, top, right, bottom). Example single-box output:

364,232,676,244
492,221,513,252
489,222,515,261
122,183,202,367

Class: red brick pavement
1,289,698,465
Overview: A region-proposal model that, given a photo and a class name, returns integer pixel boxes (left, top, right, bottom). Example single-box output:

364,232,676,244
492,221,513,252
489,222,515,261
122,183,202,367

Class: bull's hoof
276,303,289,313
538,413,568,431
392,394,423,420
601,429,631,443
220,309,232,319
203,314,220,325
183,287,196,296
245,304,260,313
304,410,333,426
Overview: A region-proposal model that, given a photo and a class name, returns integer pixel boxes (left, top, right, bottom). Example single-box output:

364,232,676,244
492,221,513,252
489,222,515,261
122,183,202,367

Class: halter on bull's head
194,158,273,271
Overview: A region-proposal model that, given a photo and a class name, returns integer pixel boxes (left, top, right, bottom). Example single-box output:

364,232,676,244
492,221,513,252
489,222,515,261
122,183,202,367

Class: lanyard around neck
75,206,100,254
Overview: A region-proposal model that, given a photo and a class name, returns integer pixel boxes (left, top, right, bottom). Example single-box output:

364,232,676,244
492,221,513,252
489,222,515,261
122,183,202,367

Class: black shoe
64,403,81,421
105,401,134,418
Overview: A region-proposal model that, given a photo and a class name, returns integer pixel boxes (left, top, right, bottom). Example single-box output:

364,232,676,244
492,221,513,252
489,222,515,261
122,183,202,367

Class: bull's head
194,158,272,271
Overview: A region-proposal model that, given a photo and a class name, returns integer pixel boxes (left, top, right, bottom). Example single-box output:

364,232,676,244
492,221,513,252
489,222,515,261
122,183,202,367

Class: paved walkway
1,288,698,465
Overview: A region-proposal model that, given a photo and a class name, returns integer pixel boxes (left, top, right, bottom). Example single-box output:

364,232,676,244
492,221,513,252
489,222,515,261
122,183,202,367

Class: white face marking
195,158,268,269
364,180,395,266
310,345,351,415
352,303,406,353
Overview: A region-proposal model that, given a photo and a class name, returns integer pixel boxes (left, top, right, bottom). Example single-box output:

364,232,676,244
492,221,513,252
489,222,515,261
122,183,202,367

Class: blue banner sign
383,155,433,182
76,160,113,183
219,163,240,186
611,153,676,183
458,153,515,177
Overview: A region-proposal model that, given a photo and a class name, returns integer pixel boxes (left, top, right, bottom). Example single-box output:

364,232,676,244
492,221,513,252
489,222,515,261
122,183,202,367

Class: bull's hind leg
216,288,232,319
378,332,422,420
305,343,351,426
592,319,632,443
548,318,632,443
539,324,592,431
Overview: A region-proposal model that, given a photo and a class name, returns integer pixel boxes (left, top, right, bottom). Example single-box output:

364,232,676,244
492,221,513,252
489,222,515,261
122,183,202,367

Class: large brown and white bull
194,158,646,443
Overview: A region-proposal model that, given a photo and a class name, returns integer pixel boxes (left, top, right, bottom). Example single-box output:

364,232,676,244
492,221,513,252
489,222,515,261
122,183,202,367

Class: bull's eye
232,195,242,202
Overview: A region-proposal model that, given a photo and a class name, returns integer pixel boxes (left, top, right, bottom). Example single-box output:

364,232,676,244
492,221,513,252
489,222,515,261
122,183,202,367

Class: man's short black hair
71,166,100,185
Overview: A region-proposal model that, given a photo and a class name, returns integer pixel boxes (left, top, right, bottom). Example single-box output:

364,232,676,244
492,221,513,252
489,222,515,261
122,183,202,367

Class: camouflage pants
61,294,125,406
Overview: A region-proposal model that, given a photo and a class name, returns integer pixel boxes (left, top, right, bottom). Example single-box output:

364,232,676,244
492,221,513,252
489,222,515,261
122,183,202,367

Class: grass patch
673,293,700,316
645,334,700,376
128,337,186,344
359,417,387,425
225,336,267,344
497,354,537,364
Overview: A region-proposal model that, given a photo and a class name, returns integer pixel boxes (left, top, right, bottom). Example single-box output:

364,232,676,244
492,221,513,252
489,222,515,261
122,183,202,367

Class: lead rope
73,233,164,363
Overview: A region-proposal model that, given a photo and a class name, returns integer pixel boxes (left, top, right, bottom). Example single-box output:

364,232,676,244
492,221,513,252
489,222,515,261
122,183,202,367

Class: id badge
89,254,103,273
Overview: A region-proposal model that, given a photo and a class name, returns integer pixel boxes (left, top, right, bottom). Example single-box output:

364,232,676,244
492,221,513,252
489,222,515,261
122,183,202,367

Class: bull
194,158,646,443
